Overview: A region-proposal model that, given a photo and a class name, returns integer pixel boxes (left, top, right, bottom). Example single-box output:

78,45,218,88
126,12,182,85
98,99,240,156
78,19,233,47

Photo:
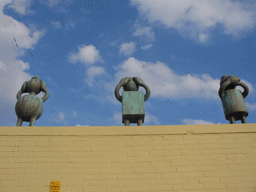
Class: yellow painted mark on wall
50,181,60,192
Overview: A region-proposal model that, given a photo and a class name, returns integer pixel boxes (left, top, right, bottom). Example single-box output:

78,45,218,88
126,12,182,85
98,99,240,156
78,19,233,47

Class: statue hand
40,81,48,92
40,81,49,102
115,77,131,103
119,77,131,86
229,76,240,84
133,77,150,102
21,81,27,92
16,81,28,100
133,77,145,86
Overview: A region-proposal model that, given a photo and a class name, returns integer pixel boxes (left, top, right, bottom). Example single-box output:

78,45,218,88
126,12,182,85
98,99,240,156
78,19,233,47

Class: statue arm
115,77,130,103
218,79,231,98
133,77,151,102
236,82,249,98
40,81,49,102
16,81,27,100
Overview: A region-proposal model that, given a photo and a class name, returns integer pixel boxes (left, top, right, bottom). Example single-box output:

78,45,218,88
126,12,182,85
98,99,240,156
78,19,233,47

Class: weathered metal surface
15,76,49,126
218,75,249,124
115,77,150,126
115,77,150,103
122,91,145,125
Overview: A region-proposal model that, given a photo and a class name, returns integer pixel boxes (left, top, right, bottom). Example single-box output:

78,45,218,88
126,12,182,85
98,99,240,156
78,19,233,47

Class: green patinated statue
115,77,150,126
15,76,49,126
218,75,249,124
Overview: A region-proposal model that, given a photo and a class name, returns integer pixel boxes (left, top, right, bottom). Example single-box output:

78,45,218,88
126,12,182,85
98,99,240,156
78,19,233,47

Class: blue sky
1,0,256,126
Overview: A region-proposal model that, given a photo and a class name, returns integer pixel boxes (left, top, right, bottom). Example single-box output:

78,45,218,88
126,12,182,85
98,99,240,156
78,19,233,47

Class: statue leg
241,115,247,124
230,116,235,124
16,118,23,126
137,119,142,126
124,119,130,126
29,118,36,126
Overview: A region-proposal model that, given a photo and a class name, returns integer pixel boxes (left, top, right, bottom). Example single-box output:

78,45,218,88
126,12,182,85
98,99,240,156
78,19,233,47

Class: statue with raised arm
218,75,249,124
115,77,150,126
15,76,49,126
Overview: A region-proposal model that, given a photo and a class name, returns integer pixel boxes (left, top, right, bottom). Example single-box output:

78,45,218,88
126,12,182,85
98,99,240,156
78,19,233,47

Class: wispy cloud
51,21,62,29
182,119,217,125
130,0,256,42
113,111,160,125
0,0,46,125
72,111,78,118
144,113,161,125
109,40,118,46
86,66,107,87
132,24,156,41
113,57,222,100
119,42,136,56
113,111,122,126
68,44,103,65
199,33,209,43
54,112,65,123
6,0,31,15
246,102,256,111
141,44,152,50
65,20,75,30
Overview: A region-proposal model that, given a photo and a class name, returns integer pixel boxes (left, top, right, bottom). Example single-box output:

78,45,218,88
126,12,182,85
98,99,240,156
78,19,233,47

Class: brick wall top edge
0,124,256,136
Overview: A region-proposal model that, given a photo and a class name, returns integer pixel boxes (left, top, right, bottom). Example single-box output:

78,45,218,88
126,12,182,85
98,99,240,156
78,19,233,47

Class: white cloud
68,44,103,65
113,111,160,125
47,0,62,8
72,111,78,118
68,44,108,87
55,112,65,122
51,21,62,29
141,44,152,50
144,113,161,125
113,111,122,126
0,61,7,71
199,33,209,42
182,119,215,125
0,1,46,126
65,20,75,30
119,42,136,56
114,57,221,100
238,79,255,93
130,0,256,41
246,102,256,111
86,66,106,87
5,0,31,15
76,124,89,126
132,24,156,41
109,40,118,46
1,17,46,49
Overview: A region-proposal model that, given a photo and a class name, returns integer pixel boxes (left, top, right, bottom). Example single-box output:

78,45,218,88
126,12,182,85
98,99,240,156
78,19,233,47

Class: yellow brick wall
0,124,256,192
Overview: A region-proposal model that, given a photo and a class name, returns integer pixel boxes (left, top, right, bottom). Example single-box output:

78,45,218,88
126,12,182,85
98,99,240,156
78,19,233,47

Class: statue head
220,75,229,86
220,75,240,90
27,76,41,95
115,77,150,103
123,77,139,91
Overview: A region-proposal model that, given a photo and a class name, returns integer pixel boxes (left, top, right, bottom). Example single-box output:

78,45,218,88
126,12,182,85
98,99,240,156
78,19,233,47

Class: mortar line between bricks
1,131,256,136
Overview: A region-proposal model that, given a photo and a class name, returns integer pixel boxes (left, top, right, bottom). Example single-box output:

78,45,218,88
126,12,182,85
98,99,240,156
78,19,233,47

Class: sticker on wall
50,181,61,192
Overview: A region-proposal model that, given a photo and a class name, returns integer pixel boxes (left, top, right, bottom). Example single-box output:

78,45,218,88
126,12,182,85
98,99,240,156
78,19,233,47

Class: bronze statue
218,75,249,124
15,76,49,126
115,77,150,126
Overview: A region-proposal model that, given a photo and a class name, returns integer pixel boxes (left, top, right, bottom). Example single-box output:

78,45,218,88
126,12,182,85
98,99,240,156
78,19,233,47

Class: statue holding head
218,75,249,124
115,77,150,126
15,76,49,126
